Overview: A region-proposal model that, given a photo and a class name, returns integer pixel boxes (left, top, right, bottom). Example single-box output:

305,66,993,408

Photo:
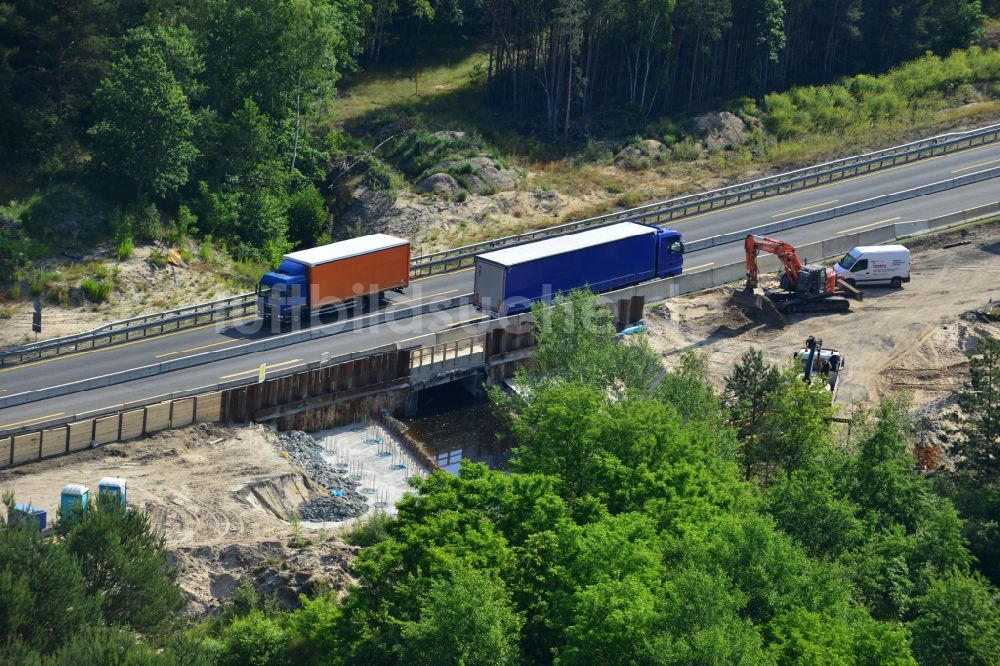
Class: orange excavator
736,234,863,315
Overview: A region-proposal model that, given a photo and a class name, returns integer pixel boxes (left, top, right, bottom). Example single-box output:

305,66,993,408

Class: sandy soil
645,221,1000,411
0,242,241,347
0,423,359,615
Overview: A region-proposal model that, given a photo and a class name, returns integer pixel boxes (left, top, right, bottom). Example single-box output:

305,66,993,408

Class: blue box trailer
473,222,683,316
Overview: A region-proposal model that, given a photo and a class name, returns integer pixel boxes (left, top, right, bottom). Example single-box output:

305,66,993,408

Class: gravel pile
275,431,369,521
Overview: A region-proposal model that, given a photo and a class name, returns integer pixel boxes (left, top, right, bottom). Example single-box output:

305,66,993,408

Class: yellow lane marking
410,267,473,283
674,147,971,224
156,338,244,358
952,157,1000,173
0,314,258,374
390,289,459,307
772,199,838,218
219,358,302,380
0,412,65,430
685,262,714,272
838,216,901,235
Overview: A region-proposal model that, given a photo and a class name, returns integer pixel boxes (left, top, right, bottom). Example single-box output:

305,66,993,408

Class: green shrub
218,610,288,666
286,185,328,248
46,282,70,306
345,510,392,547
617,192,643,208
364,158,406,194
133,200,162,242
116,237,134,261
200,237,217,262
149,249,169,269
87,262,112,280
672,139,703,161
27,270,62,297
174,204,198,241
81,277,112,303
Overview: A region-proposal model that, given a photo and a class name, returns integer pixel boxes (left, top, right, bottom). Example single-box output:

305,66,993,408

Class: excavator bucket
730,284,786,328
731,284,761,308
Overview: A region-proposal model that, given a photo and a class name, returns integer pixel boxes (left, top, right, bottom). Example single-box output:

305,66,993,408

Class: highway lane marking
155,338,244,358
0,412,64,429
838,216,902,235
390,289,459,307
410,267,473,283
0,314,258,374
219,358,303,380
685,262,714,272
951,157,1000,173
671,146,983,225
772,199,838,218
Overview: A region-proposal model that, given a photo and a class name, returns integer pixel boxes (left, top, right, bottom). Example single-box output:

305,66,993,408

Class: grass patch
81,277,112,303
333,45,488,127
116,238,134,261
199,237,217,263
344,509,392,547
221,258,270,292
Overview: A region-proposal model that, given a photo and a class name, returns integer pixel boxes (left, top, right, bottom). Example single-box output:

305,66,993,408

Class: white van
834,245,911,288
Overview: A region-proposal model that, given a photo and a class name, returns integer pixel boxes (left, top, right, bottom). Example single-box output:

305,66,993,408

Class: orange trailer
257,235,410,321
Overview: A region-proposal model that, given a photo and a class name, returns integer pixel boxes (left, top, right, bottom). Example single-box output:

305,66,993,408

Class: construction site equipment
734,234,863,316
793,336,845,393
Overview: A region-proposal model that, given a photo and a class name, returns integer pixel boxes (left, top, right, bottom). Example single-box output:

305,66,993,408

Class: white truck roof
284,234,409,267
848,245,909,254
477,222,655,267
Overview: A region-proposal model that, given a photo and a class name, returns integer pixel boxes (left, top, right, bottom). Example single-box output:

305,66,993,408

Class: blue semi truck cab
257,259,308,321
473,222,684,316
655,227,684,277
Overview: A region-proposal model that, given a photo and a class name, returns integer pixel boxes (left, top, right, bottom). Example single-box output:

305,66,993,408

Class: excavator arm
744,235,805,290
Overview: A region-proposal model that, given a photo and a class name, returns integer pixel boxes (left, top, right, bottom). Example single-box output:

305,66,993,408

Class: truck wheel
846,278,856,288
890,277,902,288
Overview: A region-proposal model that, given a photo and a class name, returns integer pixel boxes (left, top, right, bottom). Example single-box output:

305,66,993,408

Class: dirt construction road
646,221,1000,410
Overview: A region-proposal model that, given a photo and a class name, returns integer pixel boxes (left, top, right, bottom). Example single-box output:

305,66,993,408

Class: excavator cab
794,265,831,297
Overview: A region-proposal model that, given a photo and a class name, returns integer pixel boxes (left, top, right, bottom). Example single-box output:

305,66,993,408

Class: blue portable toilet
98,477,127,506
12,502,46,530
60,484,90,518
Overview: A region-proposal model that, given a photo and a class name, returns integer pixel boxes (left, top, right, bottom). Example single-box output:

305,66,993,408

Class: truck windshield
838,252,859,270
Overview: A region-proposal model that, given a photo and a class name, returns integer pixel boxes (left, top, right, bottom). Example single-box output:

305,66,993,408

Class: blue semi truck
472,222,684,316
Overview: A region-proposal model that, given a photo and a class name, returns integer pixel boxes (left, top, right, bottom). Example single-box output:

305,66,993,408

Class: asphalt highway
2,138,1000,427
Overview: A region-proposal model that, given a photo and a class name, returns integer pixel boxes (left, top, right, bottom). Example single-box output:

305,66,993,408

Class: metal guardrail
0,343,400,441
0,292,257,367
0,294,471,411
0,335,486,441
4,121,999,367
408,121,1000,277
409,335,484,370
